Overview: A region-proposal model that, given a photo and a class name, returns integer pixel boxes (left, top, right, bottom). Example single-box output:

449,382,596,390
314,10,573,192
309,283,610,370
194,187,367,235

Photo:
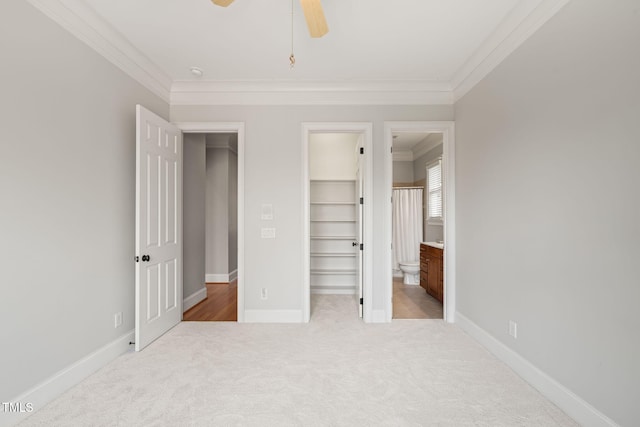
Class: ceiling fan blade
300,0,328,38
211,0,234,7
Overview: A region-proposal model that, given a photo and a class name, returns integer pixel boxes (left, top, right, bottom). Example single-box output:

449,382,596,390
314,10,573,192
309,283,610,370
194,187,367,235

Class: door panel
136,105,182,351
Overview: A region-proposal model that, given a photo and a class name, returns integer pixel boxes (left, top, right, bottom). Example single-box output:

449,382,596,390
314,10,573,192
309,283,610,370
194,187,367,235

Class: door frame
383,121,456,323
302,123,373,322
174,121,245,322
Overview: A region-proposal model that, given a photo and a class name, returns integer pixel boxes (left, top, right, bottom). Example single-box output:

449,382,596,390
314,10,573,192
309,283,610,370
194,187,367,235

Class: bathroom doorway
391,132,444,319
383,121,456,323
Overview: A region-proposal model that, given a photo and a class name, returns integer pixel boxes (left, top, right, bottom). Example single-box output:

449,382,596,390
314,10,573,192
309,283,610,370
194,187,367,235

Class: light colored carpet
18,296,577,426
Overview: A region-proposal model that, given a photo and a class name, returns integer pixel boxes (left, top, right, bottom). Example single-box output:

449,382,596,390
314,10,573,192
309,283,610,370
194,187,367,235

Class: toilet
399,261,420,285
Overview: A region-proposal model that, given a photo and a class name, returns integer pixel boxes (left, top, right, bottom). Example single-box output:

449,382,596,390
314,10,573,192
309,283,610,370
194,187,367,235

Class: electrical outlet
261,288,268,300
261,228,276,239
509,320,518,338
114,312,123,328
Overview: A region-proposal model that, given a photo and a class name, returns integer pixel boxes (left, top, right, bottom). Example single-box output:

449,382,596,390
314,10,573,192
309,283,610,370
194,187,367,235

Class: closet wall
309,134,359,294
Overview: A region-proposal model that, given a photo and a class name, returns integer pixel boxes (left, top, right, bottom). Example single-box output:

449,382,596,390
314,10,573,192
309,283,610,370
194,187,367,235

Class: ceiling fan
211,0,328,38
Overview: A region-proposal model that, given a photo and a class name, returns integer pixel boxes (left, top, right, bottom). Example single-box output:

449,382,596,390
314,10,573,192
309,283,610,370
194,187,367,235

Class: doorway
182,132,239,321
177,122,245,322
383,122,456,323
391,132,444,319
302,123,373,322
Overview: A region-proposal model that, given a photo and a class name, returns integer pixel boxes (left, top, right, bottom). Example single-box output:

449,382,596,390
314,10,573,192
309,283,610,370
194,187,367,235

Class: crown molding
393,151,414,162
412,134,444,159
171,80,454,106
26,0,172,103
451,0,570,102
27,0,568,107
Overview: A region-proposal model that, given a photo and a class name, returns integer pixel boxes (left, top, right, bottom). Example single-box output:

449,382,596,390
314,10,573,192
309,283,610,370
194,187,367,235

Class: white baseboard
311,288,357,295
183,287,207,312
229,269,237,282
455,312,618,427
244,310,303,323
4,330,134,427
370,309,388,323
205,273,235,283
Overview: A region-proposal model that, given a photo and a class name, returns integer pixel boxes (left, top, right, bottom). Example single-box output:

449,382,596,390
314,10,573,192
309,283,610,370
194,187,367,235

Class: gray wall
413,144,444,242
454,1,640,425
392,161,414,184
0,0,169,402
205,144,238,278
183,134,206,299
171,105,454,312
228,148,238,274
413,143,442,183
206,147,230,276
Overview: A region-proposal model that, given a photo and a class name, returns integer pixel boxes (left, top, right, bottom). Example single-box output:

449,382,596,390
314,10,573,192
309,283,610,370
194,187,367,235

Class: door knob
142,255,151,262
352,242,358,247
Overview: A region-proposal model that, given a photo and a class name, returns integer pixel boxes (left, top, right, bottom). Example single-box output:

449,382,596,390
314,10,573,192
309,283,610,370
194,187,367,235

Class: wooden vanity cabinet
419,244,429,291
420,243,443,303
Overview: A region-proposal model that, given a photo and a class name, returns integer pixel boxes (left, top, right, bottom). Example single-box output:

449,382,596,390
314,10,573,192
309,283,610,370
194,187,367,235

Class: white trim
302,123,374,323
412,136,443,160
205,274,230,283
452,0,570,101
392,151,414,162
204,270,237,283
171,80,453,106
244,310,303,323
370,309,387,323
27,0,568,107
26,0,172,103
174,122,245,323
182,287,207,312
5,330,134,426
384,122,456,323
455,313,619,427
311,288,358,295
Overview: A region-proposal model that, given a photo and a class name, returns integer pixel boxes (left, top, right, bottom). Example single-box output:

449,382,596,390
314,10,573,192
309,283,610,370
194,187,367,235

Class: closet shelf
310,201,356,205
310,219,356,223
310,252,356,257
310,235,356,240
310,269,357,275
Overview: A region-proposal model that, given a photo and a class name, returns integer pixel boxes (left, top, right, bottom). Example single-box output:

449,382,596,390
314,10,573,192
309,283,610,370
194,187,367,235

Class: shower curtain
392,188,423,272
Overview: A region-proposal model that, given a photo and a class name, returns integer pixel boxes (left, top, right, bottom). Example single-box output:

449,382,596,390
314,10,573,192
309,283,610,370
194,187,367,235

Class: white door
135,105,182,351
355,141,364,318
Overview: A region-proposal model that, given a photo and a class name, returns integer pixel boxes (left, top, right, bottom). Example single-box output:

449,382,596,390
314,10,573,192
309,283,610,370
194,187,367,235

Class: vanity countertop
422,241,444,250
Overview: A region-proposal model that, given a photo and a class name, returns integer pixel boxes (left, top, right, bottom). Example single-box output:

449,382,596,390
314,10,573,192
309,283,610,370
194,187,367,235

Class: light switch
261,228,276,239
261,204,273,220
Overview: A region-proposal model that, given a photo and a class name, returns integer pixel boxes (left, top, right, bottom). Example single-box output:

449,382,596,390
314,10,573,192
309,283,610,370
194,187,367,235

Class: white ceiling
84,0,518,82
29,0,568,104
393,132,442,161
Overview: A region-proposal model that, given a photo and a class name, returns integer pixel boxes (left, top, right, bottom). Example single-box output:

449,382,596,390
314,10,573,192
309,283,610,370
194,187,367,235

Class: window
426,159,443,222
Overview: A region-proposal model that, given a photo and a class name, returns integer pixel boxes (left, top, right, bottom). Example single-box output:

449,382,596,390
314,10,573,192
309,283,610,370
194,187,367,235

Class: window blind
427,160,442,219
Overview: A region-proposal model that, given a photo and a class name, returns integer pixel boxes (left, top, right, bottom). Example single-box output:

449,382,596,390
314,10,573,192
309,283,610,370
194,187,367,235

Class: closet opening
302,123,373,323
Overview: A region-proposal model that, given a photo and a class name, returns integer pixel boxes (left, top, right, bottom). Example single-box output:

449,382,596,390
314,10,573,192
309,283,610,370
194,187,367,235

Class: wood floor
183,278,440,321
392,277,443,319
183,281,237,321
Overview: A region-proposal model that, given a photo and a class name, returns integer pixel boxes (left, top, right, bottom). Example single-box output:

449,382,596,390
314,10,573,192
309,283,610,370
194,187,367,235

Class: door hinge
360,147,364,154
390,146,393,153
360,243,363,250
359,298,363,305
360,197,363,205
135,256,140,263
